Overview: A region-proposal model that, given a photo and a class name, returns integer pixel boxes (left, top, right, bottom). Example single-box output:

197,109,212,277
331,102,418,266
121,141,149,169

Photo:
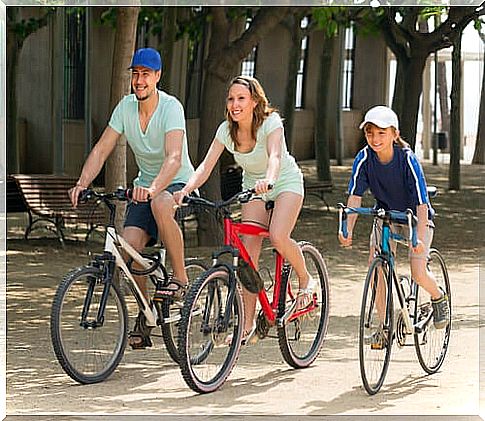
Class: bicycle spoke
359,258,393,395
50,266,127,384
178,268,243,393
278,242,329,368
414,249,451,373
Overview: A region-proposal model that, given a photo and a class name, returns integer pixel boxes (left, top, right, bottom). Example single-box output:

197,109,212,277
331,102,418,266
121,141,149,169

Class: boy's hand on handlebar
411,239,425,255
338,232,353,248
254,179,274,195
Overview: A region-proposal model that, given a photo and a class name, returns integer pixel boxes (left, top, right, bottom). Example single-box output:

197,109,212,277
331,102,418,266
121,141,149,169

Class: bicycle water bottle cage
237,259,264,293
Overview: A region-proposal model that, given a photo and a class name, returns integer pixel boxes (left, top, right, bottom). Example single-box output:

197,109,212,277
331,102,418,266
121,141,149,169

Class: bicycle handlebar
78,187,132,204
338,203,418,248
181,184,274,210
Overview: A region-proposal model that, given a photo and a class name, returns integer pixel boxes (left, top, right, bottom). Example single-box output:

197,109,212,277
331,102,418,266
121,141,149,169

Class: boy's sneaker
431,293,450,329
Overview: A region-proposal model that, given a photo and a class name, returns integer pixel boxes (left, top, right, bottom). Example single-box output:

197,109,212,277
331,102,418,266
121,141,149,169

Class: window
64,8,85,119
241,18,257,77
295,16,309,109
342,24,355,110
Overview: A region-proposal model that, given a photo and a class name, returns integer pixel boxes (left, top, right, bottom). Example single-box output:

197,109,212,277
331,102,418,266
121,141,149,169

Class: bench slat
10,174,107,242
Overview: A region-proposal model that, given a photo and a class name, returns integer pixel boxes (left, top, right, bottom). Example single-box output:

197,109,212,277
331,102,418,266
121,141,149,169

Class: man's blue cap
130,48,162,71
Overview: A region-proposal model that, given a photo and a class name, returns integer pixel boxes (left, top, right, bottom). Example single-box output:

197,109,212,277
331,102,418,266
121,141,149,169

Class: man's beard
135,87,154,101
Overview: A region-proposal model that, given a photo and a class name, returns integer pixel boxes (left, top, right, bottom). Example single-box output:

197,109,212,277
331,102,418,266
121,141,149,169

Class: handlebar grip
78,189,92,204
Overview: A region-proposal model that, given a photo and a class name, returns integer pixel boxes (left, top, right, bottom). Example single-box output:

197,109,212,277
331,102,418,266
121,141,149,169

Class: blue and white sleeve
405,150,429,205
348,147,369,196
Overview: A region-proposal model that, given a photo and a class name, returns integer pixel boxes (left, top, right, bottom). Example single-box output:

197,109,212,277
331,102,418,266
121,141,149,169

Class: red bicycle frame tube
223,218,283,323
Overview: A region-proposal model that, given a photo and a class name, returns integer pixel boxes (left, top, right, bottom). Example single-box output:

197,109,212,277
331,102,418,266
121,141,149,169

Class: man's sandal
128,311,154,350
153,277,188,302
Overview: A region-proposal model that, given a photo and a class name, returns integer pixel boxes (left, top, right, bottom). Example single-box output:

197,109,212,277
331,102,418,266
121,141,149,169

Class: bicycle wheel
178,267,244,393
160,259,208,364
50,265,128,384
277,241,330,368
359,257,393,395
414,248,451,374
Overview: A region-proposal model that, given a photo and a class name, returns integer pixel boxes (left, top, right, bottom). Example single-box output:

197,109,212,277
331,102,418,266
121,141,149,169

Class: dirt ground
4,159,485,419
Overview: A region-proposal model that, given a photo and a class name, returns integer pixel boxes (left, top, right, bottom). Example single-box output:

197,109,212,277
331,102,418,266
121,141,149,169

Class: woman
174,75,314,342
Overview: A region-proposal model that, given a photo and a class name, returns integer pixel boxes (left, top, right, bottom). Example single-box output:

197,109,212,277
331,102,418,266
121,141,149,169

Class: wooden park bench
8,174,106,244
304,179,333,211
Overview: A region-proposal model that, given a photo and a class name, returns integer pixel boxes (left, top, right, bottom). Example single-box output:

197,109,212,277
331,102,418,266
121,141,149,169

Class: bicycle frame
339,204,424,336
79,188,168,329
223,219,283,324
101,226,161,326
214,210,315,326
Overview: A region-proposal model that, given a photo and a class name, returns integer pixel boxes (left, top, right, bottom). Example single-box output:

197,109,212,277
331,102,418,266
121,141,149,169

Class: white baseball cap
359,106,399,130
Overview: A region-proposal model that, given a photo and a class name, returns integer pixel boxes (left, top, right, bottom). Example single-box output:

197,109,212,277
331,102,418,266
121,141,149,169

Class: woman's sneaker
431,293,450,329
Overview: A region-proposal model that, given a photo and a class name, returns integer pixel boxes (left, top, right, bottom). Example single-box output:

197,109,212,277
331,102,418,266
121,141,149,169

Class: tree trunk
437,61,450,134
105,7,140,229
314,35,334,183
282,14,303,153
6,17,21,174
159,7,177,91
448,32,462,190
391,54,427,150
472,39,485,164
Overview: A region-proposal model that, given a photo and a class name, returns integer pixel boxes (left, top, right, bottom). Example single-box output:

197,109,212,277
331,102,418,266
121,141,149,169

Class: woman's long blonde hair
225,75,277,148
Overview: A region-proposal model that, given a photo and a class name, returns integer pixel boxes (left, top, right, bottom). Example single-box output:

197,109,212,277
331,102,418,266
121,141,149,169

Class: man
69,47,195,349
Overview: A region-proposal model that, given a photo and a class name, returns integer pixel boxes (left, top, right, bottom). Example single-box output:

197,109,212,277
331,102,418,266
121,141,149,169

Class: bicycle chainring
256,309,270,339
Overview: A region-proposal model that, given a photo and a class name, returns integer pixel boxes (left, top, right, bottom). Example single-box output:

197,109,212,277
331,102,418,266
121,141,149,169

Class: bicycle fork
81,253,116,329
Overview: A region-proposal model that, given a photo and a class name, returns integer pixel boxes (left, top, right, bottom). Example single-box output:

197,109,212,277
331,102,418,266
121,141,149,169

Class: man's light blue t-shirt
109,90,194,188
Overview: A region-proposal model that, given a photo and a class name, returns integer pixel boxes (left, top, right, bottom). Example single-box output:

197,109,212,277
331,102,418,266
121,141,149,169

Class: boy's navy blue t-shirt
348,145,434,219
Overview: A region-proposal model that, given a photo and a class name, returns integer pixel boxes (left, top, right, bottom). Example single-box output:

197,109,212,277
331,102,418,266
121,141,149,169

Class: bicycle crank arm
276,300,297,327
414,312,433,333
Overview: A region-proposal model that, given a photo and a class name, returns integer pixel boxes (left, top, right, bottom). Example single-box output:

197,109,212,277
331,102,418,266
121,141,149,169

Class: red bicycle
177,189,330,393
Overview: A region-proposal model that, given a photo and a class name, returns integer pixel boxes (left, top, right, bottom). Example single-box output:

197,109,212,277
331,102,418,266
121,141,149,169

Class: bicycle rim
359,257,393,395
50,266,128,384
161,259,208,364
277,241,330,368
414,249,451,374
178,267,243,393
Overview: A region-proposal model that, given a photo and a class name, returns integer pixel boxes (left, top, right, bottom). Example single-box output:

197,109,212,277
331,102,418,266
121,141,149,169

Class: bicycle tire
277,241,330,368
414,248,451,374
359,257,393,395
178,266,244,393
50,265,128,384
160,259,208,364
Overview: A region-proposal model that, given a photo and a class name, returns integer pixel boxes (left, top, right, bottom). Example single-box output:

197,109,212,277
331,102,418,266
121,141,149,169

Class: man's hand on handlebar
69,182,88,208
131,186,151,203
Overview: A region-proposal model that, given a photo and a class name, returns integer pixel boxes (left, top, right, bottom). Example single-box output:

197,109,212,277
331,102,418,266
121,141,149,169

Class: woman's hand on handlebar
254,179,274,195
173,189,190,206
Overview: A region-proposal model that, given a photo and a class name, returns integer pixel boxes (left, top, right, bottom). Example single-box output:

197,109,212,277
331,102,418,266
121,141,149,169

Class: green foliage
311,7,346,38
99,8,117,28
177,7,208,43
8,7,55,41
